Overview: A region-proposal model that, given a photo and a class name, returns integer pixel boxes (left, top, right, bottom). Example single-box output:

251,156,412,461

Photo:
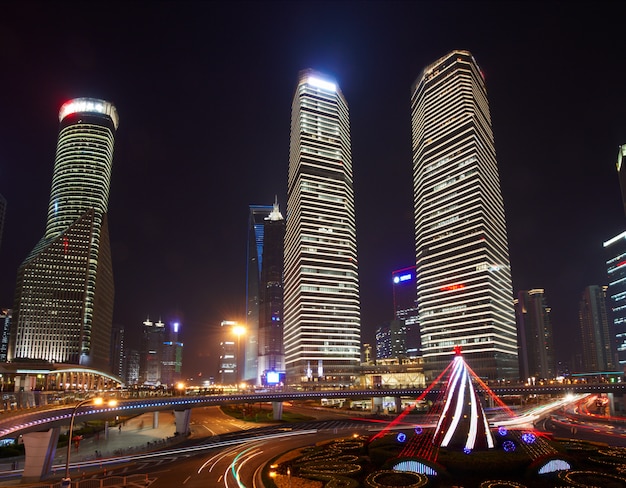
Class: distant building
110,325,125,380
0,309,11,363
284,70,361,386
375,319,407,361
125,349,140,385
140,318,165,385
0,193,5,254
246,199,285,385
218,338,237,385
362,343,373,364
392,266,420,356
161,321,183,386
579,285,615,373
616,144,626,217
10,98,118,371
411,50,517,380
604,231,626,370
514,289,555,381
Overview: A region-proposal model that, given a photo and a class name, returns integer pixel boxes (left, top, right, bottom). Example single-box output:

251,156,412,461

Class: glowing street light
61,397,117,487
232,325,246,384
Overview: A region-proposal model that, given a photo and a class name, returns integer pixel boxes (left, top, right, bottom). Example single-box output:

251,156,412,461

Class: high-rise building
604,231,626,370
579,285,615,373
111,325,125,380
514,289,554,381
247,199,285,385
392,266,420,356
0,193,6,254
411,50,518,380
161,321,183,386
9,98,118,370
0,309,11,363
616,144,626,217
375,319,407,361
284,70,361,386
140,318,165,385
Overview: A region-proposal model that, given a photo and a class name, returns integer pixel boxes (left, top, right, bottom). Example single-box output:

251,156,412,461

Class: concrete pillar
174,409,191,436
21,428,60,482
272,402,283,420
153,411,159,428
395,397,402,414
104,421,110,440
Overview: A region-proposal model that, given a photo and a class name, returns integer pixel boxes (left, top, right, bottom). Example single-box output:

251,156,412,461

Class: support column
272,402,283,420
174,409,191,436
395,397,402,414
153,411,159,428
21,428,60,483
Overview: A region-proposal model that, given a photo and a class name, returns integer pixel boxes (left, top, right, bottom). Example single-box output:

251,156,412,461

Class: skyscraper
604,231,626,370
10,98,118,370
579,285,615,373
392,266,420,356
0,193,6,254
616,144,626,217
411,50,518,380
140,317,165,385
247,199,285,385
514,289,554,381
284,70,361,386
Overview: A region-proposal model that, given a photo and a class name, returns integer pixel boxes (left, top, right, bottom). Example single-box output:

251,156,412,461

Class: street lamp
61,397,117,487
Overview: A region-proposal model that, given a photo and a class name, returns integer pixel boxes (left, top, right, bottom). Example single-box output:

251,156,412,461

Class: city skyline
1,3,625,378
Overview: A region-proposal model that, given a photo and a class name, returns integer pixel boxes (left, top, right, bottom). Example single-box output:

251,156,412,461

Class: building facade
140,318,165,385
514,289,555,381
411,51,518,380
375,319,407,361
617,144,626,217
604,231,626,370
0,192,5,254
392,266,420,357
284,70,361,386
0,309,11,363
579,285,615,373
10,98,118,371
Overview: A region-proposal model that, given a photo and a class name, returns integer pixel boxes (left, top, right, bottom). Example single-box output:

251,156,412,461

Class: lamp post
61,397,117,487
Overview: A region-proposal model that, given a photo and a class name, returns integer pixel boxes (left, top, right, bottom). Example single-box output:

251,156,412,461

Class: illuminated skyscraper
10,98,118,370
392,266,420,356
617,144,626,217
579,285,615,372
247,200,285,385
284,70,361,386
0,193,5,254
411,50,518,380
515,289,554,381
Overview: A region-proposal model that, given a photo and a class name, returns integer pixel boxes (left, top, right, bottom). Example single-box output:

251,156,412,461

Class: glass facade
284,70,361,386
411,51,518,381
10,98,118,371
604,231,626,368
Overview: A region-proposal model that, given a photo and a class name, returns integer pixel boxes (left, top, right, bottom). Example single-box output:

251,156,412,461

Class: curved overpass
3,382,625,440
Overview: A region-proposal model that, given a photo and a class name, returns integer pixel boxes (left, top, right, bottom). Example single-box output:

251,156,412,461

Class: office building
0,193,5,254
579,285,615,372
111,325,125,380
284,70,361,386
392,266,420,356
0,309,11,363
617,144,626,217
247,200,285,385
411,50,518,380
605,231,626,370
140,318,165,385
514,289,554,381
10,98,118,370
161,321,183,386
375,319,407,361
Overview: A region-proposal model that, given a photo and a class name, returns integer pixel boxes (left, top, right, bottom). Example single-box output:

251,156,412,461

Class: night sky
1,2,625,380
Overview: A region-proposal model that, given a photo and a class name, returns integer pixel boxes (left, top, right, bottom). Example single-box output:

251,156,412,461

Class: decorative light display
498,426,508,436
521,432,536,444
396,432,407,443
414,426,423,435
502,441,516,452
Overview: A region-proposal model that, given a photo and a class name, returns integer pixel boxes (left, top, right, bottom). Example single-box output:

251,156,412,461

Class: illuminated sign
59,97,119,129
440,284,465,292
307,77,336,92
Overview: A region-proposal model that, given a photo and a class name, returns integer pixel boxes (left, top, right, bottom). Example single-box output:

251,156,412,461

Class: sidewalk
0,411,181,473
